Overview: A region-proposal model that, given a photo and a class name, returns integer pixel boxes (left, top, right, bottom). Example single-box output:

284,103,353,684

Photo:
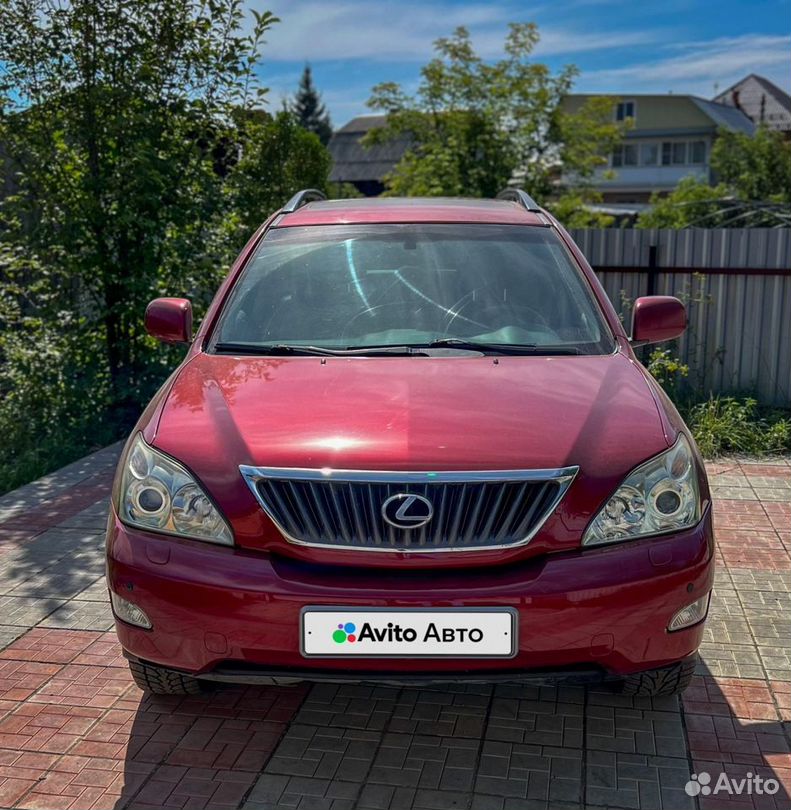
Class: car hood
147,352,675,566
150,350,673,556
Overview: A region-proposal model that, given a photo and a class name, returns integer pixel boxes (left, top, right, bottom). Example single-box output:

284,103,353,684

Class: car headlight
117,434,233,545
583,433,700,546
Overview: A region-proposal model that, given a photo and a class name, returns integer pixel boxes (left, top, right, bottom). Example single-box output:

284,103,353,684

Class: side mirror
145,298,193,344
631,296,686,346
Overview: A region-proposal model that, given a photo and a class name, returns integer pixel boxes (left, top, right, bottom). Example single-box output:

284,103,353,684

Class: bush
646,348,689,403
644,346,790,459
0,2,332,497
0,316,118,494
684,397,791,459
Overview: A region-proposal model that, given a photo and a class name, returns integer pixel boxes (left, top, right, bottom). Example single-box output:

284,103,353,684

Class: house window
689,141,706,164
611,144,638,167
663,142,687,164
641,144,659,165
616,101,635,121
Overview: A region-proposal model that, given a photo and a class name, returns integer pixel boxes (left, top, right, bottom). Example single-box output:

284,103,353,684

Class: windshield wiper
427,338,583,355
213,342,429,357
214,340,582,357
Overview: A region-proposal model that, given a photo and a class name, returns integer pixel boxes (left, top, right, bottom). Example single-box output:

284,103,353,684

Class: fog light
668,593,710,631
110,592,152,629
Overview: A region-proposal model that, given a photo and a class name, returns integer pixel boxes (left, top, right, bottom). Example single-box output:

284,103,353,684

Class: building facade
327,115,410,196
713,74,791,134
560,95,755,204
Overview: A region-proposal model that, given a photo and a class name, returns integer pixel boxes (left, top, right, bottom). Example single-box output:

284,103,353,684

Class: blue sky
254,0,790,125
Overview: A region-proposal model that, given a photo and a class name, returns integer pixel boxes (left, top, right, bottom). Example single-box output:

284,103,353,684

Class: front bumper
106,506,714,680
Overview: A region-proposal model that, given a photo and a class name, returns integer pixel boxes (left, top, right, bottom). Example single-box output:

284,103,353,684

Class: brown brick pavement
0,448,788,809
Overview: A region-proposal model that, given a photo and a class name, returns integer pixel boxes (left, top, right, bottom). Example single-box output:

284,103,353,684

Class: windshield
210,224,615,355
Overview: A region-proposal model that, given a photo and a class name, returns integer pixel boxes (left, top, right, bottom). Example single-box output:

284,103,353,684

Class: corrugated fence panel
569,228,791,407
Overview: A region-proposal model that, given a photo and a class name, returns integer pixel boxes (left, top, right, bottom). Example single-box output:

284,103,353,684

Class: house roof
688,97,756,134
752,75,791,113
563,93,754,135
335,115,388,134
714,74,791,115
328,115,411,184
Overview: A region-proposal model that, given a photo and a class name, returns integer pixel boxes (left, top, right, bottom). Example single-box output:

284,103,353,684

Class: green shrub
646,348,689,402
685,397,791,459
644,347,790,459
0,2,332,497
0,300,121,494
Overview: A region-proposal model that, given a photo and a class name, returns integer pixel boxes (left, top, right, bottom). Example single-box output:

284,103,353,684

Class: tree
227,110,331,236
365,24,625,219
0,1,331,493
637,177,733,229
0,0,277,408
638,126,791,228
711,127,791,203
293,65,333,145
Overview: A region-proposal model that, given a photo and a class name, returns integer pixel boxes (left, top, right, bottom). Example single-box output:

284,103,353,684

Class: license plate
300,607,517,658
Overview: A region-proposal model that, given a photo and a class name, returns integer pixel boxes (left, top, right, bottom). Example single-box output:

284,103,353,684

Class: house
560,94,755,204
713,74,791,133
328,115,411,196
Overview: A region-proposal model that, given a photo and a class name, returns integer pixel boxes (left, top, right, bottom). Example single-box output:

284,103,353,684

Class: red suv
107,189,713,696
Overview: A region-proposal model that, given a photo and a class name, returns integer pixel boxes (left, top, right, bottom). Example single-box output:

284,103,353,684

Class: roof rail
496,188,541,212
282,188,327,213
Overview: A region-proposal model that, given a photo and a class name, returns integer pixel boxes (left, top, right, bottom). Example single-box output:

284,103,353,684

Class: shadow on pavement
112,680,309,810
109,657,790,810
683,659,790,810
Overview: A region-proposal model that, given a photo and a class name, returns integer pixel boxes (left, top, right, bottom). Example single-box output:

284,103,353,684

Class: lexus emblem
381,493,434,529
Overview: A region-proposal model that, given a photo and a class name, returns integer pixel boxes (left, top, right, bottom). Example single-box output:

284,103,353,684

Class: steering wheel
443,294,550,336
341,301,428,341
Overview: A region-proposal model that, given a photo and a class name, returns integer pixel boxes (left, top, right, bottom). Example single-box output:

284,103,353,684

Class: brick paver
0,449,788,809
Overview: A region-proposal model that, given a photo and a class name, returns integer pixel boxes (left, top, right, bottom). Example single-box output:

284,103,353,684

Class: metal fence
569,228,791,407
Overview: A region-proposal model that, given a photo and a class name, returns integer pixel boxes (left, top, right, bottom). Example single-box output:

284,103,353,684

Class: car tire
621,655,697,697
129,660,204,695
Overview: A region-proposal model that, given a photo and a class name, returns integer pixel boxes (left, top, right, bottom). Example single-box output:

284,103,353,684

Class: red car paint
106,196,713,681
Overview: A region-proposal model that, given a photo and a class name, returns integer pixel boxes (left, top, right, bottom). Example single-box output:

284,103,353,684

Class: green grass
0,424,124,497
684,396,791,459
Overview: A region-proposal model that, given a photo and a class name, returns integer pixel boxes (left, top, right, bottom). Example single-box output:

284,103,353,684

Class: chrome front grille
240,467,577,552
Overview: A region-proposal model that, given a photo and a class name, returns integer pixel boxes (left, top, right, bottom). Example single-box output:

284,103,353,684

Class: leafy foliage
292,65,333,145
685,397,791,458
365,25,625,219
646,348,689,403
637,177,733,229
639,126,791,228
644,347,789,459
226,110,331,237
0,0,330,495
712,127,791,203
328,182,364,199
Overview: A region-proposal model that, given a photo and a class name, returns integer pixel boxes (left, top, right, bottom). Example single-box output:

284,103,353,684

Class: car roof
274,197,548,227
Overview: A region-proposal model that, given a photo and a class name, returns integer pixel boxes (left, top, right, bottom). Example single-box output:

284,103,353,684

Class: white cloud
255,7,790,120
260,1,507,61
259,0,660,62
577,34,791,95
534,28,658,57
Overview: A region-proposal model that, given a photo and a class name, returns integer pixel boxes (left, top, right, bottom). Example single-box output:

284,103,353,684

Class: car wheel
129,660,204,695
621,655,697,697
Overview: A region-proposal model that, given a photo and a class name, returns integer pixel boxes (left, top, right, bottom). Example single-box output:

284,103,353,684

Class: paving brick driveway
0,446,788,810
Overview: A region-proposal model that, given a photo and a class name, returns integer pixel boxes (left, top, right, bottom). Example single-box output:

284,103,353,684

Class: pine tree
293,65,333,145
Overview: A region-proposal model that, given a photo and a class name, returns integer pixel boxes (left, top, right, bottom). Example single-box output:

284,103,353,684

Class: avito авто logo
332,620,484,644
